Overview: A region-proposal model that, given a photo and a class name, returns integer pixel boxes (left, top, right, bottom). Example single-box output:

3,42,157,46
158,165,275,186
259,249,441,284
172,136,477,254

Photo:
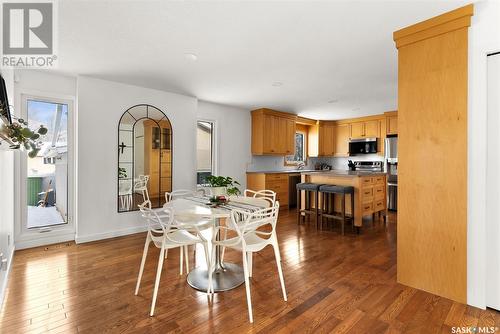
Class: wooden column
394,4,473,303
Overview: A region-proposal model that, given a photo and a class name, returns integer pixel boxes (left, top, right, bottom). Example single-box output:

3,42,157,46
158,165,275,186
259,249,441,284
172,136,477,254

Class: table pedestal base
187,262,244,292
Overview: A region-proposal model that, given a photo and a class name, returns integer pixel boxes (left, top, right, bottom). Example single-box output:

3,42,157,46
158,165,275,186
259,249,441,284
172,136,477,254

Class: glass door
25,99,69,229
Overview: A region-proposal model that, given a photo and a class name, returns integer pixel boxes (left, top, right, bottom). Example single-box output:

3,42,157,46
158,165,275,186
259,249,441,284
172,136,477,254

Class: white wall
0,69,16,307
197,100,252,190
76,76,198,242
468,0,500,309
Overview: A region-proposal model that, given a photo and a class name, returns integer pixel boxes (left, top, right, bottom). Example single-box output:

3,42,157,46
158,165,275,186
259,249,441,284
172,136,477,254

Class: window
197,120,215,184
285,131,306,165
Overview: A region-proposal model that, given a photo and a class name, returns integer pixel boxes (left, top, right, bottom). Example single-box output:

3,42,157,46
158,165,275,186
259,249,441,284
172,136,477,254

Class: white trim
15,233,74,250
0,246,15,309
75,225,147,244
15,92,76,248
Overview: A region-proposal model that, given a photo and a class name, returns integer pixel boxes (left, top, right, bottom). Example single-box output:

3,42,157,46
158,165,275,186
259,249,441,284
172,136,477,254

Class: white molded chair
208,202,287,323
221,190,276,262
135,200,211,316
119,179,133,210
135,175,150,203
244,189,277,206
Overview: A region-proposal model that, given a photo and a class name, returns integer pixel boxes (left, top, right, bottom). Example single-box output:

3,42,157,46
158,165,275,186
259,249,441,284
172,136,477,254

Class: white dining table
163,196,270,292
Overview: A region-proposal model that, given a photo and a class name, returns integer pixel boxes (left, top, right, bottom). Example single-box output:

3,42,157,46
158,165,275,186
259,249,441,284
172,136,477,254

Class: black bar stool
318,185,354,235
296,183,321,228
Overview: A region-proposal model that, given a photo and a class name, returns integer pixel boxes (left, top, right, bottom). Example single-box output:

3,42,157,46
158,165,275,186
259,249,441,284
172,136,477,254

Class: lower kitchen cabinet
246,172,290,207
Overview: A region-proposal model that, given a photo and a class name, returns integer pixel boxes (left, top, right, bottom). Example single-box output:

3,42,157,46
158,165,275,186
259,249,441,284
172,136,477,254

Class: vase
208,186,227,197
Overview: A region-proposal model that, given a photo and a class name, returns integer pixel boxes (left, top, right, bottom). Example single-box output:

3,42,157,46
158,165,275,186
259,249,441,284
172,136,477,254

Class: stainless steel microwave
349,138,377,155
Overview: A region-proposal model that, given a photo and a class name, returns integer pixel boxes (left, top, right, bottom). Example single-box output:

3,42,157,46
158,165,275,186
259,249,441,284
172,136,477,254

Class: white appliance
487,52,500,311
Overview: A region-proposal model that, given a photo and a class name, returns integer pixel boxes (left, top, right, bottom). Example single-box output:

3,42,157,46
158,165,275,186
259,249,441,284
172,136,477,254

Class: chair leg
184,245,189,273
180,246,184,275
150,244,166,316
272,239,287,301
221,227,228,262
315,191,319,230
164,249,168,259
341,194,345,236
296,189,301,225
242,249,253,323
247,252,253,278
207,245,217,296
135,235,151,295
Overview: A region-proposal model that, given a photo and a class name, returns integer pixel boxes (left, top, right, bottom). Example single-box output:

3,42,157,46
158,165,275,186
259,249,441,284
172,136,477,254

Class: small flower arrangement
0,104,48,158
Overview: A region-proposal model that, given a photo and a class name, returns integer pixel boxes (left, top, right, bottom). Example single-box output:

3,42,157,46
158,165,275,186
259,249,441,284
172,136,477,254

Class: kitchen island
301,171,387,228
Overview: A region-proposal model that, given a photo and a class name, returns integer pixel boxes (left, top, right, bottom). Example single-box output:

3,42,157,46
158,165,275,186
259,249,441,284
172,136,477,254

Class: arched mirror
117,105,172,212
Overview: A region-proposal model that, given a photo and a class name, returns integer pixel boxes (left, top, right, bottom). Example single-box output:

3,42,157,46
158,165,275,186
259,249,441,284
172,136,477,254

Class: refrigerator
384,136,398,211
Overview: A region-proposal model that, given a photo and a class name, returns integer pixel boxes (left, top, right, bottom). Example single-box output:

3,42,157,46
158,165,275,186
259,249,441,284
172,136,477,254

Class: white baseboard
75,225,147,244
15,232,75,250
0,246,15,309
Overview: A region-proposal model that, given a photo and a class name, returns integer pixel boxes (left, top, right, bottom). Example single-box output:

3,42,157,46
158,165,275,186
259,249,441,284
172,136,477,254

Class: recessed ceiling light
184,53,198,61
272,82,283,87
328,99,339,104
352,107,360,111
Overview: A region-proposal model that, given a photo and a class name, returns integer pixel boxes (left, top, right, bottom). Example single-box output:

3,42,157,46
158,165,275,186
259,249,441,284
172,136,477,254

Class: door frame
15,92,76,249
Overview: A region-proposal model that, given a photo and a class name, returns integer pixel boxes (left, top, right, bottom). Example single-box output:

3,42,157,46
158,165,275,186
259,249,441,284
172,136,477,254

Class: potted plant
0,118,47,158
203,175,241,197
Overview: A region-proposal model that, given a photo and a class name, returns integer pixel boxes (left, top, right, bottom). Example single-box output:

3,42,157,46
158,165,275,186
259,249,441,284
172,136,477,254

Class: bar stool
318,185,354,235
296,183,321,228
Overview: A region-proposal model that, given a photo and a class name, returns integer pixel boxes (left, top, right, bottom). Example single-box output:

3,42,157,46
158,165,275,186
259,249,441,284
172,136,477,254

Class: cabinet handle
364,205,370,210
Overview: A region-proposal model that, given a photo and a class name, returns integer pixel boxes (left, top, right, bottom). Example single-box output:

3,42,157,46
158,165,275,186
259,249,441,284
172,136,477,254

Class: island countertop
300,170,387,177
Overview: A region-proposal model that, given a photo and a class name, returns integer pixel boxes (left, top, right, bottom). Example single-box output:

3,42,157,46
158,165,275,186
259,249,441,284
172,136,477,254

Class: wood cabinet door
387,116,398,135
285,119,296,155
276,117,288,154
324,125,335,156
334,124,350,156
263,114,276,154
318,125,325,156
350,122,365,138
365,120,380,137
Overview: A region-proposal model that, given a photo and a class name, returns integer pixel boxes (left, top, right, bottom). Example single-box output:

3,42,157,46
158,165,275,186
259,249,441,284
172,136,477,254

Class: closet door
487,53,500,311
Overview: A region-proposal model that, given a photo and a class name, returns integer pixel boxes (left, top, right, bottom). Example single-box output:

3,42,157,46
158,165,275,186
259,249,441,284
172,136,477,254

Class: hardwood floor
1,210,498,333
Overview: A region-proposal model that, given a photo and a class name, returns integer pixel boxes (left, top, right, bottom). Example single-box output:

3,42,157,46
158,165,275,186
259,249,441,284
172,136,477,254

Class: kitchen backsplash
247,154,384,172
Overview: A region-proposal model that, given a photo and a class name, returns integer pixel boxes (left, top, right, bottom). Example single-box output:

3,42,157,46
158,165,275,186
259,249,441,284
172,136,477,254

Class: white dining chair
135,175,150,203
220,190,276,262
244,189,277,206
135,200,211,316
118,179,133,210
208,202,287,323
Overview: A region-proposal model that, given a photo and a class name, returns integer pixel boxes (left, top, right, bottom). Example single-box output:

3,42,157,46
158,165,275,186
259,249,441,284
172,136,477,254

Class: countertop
302,170,387,177
246,169,317,174
246,169,387,177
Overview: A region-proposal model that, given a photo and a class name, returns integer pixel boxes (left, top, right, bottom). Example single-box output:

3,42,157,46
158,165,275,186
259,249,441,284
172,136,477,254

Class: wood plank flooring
1,210,498,333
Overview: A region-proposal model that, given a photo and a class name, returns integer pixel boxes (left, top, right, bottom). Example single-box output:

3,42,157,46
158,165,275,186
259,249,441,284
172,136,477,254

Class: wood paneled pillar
393,4,473,304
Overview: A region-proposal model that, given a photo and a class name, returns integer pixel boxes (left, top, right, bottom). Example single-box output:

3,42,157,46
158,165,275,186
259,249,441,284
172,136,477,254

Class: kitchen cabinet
386,114,398,135
246,172,290,207
251,108,297,155
333,123,350,157
318,123,335,156
350,120,380,138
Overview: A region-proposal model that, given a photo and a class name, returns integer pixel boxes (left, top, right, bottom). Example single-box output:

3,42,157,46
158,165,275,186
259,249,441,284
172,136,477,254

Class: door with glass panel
25,99,69,229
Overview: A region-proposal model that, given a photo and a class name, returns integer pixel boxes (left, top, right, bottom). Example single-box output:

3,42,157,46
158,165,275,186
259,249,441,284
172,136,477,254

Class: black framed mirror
117,104,172,212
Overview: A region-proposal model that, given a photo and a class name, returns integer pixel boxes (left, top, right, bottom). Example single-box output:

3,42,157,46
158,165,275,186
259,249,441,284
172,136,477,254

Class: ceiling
56,0,469,120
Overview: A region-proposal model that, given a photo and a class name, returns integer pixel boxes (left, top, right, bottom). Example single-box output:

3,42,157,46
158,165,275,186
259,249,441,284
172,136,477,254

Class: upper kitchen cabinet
251,108,297,155
333,123,350,157
349,119,381,139
385,111,398,135
318,122,335,156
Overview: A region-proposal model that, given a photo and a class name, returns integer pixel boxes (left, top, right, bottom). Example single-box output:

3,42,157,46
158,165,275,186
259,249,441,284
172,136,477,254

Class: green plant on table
204,175,241,196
